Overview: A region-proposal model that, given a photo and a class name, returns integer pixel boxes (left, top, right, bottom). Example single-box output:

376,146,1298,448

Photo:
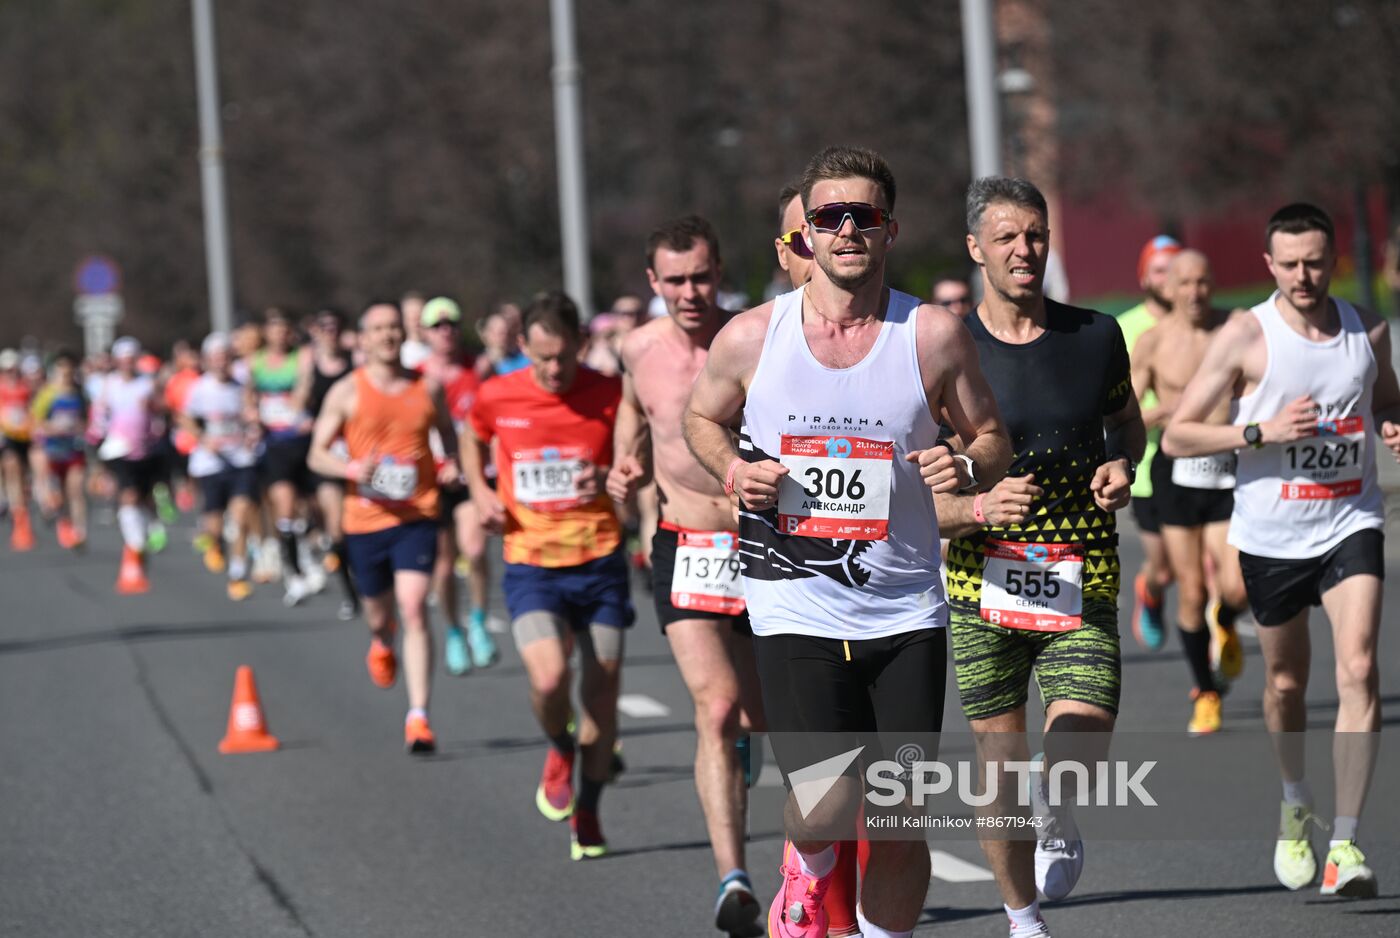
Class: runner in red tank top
309,300,462,755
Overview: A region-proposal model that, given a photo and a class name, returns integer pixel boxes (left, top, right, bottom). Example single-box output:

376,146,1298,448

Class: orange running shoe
404,713,436,754
115,546,150,594
366,638,398,689
536,747,576,821
55,518,78,550
1188,688,1222,736
10,509,35,551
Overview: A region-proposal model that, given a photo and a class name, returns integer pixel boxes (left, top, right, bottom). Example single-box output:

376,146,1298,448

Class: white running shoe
1031,754,1084,902
283,574,311,607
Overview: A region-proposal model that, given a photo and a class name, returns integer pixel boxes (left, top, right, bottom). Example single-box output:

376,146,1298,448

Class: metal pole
549,0,594,320
1354,182,1376,311
191,0,235,335
960,0,1002,180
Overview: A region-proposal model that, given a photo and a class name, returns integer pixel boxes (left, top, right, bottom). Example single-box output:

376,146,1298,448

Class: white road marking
617,694,670,718
929,849,996,883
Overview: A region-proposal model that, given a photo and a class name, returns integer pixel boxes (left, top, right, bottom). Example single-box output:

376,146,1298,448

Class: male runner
685,146,1011,938
607,215,766,934
931,277,974,319
417,296,498,675
936,177,1144,938
297,307,360,619
773,182,814,291
1164,203,1400,899
163,340,201,516
247,308,318,605
399,290,431,369
1131,250,1247,734
1,348,36,550
184,333,259,600
309,300,459,754
467,291,629,862
92,337,162,593
30,350,89,549
1118,236,1182,650
475,309,530,380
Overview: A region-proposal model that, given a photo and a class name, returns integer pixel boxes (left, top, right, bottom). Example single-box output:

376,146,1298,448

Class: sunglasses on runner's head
805,202,892,233
779,229,814,259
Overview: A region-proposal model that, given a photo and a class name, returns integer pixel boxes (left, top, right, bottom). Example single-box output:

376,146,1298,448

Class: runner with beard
685,146,1011,938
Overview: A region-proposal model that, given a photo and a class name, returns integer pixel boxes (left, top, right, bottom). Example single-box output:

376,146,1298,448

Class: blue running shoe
445,625,472,676
1131,574,1166,651
737,734,764,789
467,609,499,668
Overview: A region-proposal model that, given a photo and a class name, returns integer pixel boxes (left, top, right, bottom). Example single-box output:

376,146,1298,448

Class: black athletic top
307,354,350,419
946,299,1133,604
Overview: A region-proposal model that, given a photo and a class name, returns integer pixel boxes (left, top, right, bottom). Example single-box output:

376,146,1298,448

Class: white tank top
739,287,946,639
1230,293,1383,559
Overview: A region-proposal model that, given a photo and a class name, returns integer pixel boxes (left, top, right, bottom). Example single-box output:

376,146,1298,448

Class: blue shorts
345,520,438,598
502,549,635,630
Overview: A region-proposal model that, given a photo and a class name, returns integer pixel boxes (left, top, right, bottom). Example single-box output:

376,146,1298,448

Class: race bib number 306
776,435,893,540
980,541,1084,632
512,445,590,511
1281,417,1365,500
670,529,745,616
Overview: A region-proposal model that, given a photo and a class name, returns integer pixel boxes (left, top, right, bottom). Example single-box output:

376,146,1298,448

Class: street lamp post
190,0,235,335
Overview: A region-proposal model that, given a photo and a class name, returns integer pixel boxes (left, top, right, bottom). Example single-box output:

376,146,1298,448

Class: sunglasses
805,202,892,234
779,229,814,259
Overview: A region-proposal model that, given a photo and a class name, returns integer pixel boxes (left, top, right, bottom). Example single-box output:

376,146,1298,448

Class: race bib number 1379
776,434,893,540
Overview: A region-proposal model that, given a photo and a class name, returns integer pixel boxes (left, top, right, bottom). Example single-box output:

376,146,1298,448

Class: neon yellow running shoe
1274,802,1319,890
1322,841,1377,898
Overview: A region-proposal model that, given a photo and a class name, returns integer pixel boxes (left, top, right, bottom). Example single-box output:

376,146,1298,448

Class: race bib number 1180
776,435,893,540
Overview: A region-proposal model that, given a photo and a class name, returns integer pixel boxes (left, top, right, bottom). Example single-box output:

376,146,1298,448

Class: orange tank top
343,369,440,534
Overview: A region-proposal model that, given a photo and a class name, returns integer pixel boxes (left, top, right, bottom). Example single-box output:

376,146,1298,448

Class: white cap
0,348,18,370
201,332,231,356
111,336,141,359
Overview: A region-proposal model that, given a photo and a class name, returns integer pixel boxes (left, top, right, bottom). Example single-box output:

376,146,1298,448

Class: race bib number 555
980,541,1084,632
777,435,893,540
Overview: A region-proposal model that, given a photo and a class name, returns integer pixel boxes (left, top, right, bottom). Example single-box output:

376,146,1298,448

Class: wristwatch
1243,423,1265,449
954,454,978,493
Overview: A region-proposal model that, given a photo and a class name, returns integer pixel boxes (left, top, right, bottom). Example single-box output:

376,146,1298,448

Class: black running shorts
1239,528,1384,626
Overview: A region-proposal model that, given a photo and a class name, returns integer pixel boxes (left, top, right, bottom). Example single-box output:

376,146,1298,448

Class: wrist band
973,491,987,525
345,459,362,482
723,457,743,496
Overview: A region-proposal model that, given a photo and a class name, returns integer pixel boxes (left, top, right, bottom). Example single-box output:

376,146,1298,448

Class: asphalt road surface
4,503,1399,937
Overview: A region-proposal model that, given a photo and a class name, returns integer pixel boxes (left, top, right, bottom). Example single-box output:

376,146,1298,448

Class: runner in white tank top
1164,203,1400,900
684,146,1012,938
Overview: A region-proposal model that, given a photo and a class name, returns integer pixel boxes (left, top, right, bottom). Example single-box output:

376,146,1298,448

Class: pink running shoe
768,840,834,937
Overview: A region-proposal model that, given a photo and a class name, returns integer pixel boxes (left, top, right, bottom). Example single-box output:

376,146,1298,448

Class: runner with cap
0,348,36,550
608,214,768,933
309,299,460,754
467,291,630,861
686,146,1012,938
184,333,259,600
1164,203,1400,899
29,350,89,550
91,337,162,593
1130,250,1247,734
1118,235,1182,651
417,295,498,675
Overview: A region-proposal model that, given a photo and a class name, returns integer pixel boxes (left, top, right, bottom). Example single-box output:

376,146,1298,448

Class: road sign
74,294,123,324
74,255,121,296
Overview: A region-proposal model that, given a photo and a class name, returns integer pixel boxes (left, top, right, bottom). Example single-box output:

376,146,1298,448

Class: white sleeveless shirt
1230,293,1383,559
738,287,946,639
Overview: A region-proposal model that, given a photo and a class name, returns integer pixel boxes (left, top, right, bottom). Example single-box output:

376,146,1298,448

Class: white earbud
804,235,814,249
885,234,893,245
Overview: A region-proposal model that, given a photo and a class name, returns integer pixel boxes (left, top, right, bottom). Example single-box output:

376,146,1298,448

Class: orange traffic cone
10,509,35,551
218,666,280,754
115,545,150,594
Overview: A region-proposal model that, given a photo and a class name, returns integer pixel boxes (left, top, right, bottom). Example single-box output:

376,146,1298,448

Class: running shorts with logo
346,519,439,597
1239,529,1384,626
947,301,1131,721
650,523,750,634
1150,453,1233,528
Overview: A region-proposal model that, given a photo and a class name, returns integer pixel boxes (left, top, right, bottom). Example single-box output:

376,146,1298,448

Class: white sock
1331,815,1358,846
857,905,913,938
1006,901,1042,928
228,555,248,581
406,707,428,723
118,505,147,550
796,844,836,878
1282,778,1312,807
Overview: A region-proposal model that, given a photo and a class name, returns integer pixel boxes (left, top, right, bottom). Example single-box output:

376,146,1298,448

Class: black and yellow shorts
950,596,1121,721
